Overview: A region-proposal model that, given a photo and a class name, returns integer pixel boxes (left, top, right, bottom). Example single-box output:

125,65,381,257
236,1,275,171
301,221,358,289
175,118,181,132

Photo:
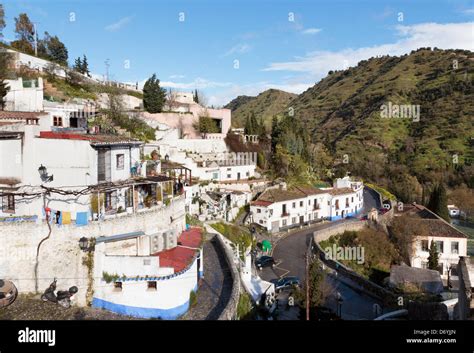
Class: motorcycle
41,278,78,309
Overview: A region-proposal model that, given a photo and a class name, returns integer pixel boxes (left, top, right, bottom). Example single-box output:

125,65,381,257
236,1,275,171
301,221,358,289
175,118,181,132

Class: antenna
104,58,110,83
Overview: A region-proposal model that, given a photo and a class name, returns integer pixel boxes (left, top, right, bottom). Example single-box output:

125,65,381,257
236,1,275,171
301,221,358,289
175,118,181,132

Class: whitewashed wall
0,196,186,306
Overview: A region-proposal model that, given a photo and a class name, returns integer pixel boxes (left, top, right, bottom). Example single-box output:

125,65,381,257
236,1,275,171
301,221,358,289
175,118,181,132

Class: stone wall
0,196,185,306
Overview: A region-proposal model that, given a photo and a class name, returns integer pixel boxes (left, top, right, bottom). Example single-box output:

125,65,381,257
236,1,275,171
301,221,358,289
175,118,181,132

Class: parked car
255,256,275,270
272,276,300,292
360,215,368,221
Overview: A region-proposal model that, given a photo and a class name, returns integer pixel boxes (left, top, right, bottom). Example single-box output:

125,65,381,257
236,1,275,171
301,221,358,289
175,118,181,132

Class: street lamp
38,164,53,182
79,237,94,252
336,291,343,318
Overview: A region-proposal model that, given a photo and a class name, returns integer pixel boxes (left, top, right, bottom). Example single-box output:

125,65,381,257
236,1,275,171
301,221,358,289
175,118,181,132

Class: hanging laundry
61,212,71,225
75,212,89,226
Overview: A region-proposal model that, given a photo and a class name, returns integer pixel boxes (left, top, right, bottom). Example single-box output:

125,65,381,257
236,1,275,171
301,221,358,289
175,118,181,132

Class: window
114,282,122,291
53,116,63,126
147,281,157,290
336,211,339,216
421,240,429,252
227,174,231,178
104,191,114,211
282,219,287,226
282,204,287,216
246,172,249,177
292,202,296,208
116,154,124,170
212,172,218,180
300,201,303,207
227,168,231,171
451,242,459,254
351,197,354,203
257,208,261,214
421,261,428,269
259,220,263,224
435,241,444,254
292,217,296,224
308,200,311,205
2,195,15,213
335,200,340,210
314,212,318,219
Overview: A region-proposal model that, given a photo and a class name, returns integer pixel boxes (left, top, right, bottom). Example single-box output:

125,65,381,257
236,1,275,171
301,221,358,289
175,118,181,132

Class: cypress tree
427,184,450,222
428,241,439,271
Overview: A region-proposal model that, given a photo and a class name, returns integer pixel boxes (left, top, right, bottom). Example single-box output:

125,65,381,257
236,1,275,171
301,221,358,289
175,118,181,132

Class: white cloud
105,16,133,32
169,74,186,79
301,28,322,35
223,43,251,57
462,8,474,15
264,22,474,78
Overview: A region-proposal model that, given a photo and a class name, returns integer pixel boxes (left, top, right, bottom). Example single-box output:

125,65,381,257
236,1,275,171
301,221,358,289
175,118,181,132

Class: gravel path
180,234,233,320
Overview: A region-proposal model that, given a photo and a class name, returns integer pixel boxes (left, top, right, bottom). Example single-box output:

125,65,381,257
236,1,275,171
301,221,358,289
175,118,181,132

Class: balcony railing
313,204,320,210
281,212,289,217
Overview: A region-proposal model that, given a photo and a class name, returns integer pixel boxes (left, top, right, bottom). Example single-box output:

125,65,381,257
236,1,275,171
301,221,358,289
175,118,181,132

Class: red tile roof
0,111,45,120
155,228,202,273
251,200,273,207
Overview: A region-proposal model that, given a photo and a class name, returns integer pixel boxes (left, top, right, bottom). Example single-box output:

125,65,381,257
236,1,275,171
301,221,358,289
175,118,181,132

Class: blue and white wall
92,249,203,319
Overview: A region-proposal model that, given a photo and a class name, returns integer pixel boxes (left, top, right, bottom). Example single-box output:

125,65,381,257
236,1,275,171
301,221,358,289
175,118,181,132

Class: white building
395,204,468,279
92,227,203,319
0,118,166,221
250,178,364,233
4,77,44,112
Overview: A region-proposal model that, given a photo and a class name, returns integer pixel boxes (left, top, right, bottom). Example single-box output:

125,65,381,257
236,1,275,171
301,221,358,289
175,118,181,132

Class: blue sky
2,0,474,105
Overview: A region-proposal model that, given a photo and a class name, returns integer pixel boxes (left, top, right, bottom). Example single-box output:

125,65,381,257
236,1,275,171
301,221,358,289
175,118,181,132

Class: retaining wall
204,224,240,320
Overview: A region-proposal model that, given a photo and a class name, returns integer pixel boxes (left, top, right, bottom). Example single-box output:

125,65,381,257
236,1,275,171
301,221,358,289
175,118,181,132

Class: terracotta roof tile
0,111,46,120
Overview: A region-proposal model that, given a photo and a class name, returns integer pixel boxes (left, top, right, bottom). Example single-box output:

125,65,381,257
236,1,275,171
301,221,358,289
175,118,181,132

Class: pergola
161,161,192,186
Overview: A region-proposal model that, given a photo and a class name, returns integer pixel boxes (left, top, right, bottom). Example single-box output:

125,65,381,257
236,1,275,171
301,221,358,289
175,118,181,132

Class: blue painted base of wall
92,297,190,320
329,210,360,221
92,283,199,320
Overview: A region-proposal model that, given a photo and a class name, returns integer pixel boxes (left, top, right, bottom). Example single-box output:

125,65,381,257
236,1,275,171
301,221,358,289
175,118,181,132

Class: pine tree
143,73,166,113
73,57,82,72
82,55,90,76
428,241,439,271
11,13,35,55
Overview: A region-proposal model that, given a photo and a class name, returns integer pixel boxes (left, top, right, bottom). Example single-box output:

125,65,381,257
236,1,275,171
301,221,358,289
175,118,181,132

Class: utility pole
306,237,311,321
104,58,110,83
33,22,39,56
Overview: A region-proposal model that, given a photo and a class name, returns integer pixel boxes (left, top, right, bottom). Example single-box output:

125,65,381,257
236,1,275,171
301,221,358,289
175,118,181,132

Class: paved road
259,187,384,320
180,234,233,320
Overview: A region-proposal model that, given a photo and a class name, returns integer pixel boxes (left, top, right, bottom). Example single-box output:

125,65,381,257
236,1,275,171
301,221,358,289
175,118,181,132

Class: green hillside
225,89,296,129
272,48,473,201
